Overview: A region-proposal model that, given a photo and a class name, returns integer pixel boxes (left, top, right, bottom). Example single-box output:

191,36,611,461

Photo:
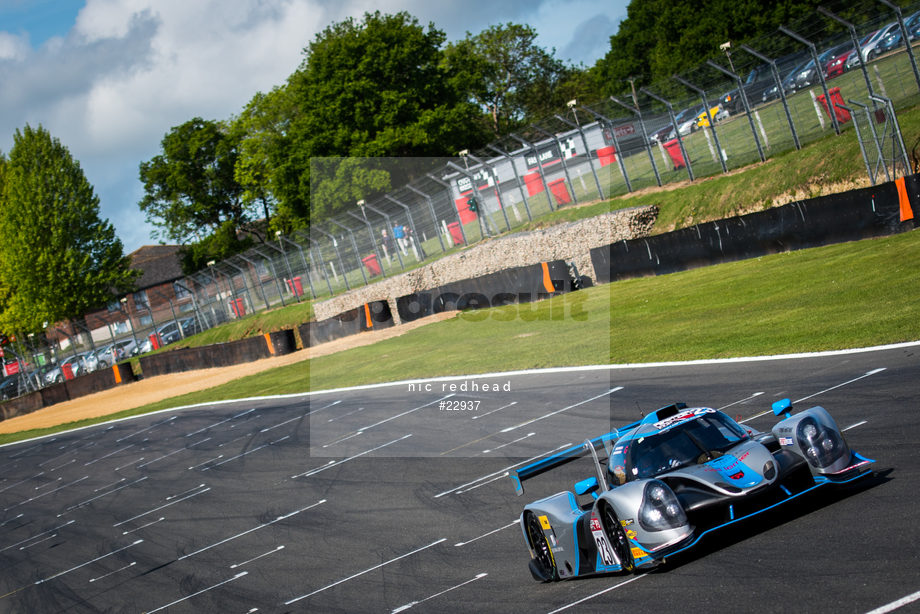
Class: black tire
600,503,635,573
525,512,558,582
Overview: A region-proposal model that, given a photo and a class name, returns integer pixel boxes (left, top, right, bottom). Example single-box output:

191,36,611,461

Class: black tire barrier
590,175,920,284
0,363,137,423
300,301,395,348
138,329,297,378
396,260,575,324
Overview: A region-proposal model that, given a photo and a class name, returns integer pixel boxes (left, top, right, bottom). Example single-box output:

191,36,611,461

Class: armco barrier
138,329,296,378
396,260,574,324
0,363,137,423
300,301,394,348
591,175,920,284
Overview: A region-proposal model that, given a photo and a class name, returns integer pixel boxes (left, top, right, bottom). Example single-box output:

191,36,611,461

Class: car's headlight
638,480,688,532
797,417,846,468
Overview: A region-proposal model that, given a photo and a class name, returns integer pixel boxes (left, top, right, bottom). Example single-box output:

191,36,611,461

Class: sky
0,0,628,254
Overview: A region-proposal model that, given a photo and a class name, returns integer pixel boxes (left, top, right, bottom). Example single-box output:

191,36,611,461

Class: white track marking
123,517,163,535
546,573,649,613
863,589,920,614
180,500,324,560
90,561,135,583
35,540,142,584
306,400,341,416
434,444,571,498
137,438,210,468
324,396,452,447
284,538,446,604
471,401,517,420
4,476,89,511
117,416,176,442
741,369,887,423
203,436,289,470
843,421,868,431
717,392,764,411
0,520,74,552
500,388,623,433
219,433,255,447
0,472,43,493
48,459,75,472
260,415,304,433
455,520,519,547
392,573,488,612
490,433,536,452
93,478,126,492
86,443,142,466
144,571,247,613
61,477,148,515
34,478,62,490
189,455,223,470
231,545,285,568
115,457,144,471
294,435,412,478
167,484,206,500
327,407,363,422
113,487,210,527
456,472,510,494
0,514,23,526
186,409,255,437
19,534,56,549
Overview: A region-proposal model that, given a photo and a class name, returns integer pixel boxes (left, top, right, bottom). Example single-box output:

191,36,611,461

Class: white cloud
0,31,30,60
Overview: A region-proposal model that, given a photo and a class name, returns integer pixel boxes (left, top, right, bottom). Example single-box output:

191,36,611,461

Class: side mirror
773,398,792,418
575,477,599,499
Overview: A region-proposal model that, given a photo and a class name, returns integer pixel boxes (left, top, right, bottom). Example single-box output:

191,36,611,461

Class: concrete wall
314,205,658,322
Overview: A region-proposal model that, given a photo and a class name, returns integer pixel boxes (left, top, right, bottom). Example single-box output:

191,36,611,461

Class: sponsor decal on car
620,518,634,527
779,437,794,446
626,530,637,539
654,408,716,431
631,547,647,559
539,515,551,530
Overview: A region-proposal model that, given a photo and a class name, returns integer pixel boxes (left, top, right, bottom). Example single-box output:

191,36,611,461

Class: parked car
695,104,730,128
791,46,843,90
762,60,810,102
648,124,676,146
676,105,704,136
875,22,920,56
134,319,197,355
95,339,137,367
719,64,776,113
0,376,21,401
77,350,100,373
44,354,85,384
847,23,899,70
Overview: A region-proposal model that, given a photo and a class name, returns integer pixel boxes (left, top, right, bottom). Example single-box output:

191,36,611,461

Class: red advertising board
4,361,20,376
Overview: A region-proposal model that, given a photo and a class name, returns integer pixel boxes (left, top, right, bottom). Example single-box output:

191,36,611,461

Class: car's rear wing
509,419,641,496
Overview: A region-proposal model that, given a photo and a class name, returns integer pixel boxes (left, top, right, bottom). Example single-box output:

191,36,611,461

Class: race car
511,399,874,582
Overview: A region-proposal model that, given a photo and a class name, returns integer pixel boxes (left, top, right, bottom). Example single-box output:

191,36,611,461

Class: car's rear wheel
525,512,558,582
600,503,635,573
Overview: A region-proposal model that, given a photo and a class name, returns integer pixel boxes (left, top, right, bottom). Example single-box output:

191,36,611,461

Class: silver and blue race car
511,399,874,582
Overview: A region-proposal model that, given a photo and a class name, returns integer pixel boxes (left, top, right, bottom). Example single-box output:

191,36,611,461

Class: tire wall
301,301,395,348
591,175,920,284
138,329,296,378
395,260,574,324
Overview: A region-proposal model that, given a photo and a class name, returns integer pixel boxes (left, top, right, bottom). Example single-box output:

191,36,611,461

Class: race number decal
590,518,620,567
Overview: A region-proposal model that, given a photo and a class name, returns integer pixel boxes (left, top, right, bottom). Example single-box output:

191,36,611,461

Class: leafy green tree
285,11,488,221
592,0,828,98
0,125,137,334
444,23,581,137
138,118,260,271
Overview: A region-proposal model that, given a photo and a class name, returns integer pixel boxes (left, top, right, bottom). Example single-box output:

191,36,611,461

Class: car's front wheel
525,512,558,582
600,503,635,573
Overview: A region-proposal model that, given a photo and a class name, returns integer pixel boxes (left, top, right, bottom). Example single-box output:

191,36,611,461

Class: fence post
779,26,841,136
486,145,534,222
531,125,581,203
876,0,920,94
427,173,469,247
673,75,729,173
706,60,766,162
466,154,514,231
739,45,801,151
312,227,351,291
640,88,696,181
604,98,661,188
580,104,635,192
510,134,556,211
405,185,447,253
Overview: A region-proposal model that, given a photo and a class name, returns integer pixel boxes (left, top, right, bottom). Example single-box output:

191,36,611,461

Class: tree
592,0,828,98
444,24,579,137
0,125,137,334
284,11,488,222
138,118,260,271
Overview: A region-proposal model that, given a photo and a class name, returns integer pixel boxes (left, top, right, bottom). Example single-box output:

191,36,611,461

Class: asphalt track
0,343,918,614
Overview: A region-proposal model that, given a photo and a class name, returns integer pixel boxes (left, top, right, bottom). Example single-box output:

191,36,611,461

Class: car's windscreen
624,412,748,480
